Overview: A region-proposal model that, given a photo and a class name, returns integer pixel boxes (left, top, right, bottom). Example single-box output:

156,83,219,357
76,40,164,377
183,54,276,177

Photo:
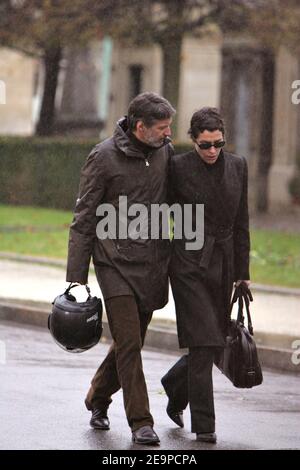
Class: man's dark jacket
66,118,172,313
169,149,250,348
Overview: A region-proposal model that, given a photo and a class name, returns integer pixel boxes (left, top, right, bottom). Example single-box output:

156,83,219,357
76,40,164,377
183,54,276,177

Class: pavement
0,320,299,450
0,257,299,372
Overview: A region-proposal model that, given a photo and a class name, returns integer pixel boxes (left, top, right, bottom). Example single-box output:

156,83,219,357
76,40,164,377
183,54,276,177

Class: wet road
0,321,299,450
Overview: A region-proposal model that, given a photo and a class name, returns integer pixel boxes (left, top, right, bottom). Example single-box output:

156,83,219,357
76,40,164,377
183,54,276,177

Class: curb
0,300,299,375
0,252,66,269
1,251,300,297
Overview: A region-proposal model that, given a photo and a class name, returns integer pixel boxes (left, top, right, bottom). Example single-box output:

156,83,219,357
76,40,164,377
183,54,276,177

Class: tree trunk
161,34,183,140
36,46,62,136
256,51,275,213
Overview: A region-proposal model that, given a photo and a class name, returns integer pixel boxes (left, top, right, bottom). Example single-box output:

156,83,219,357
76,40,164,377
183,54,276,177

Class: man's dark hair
188,107,225,140
127,92,176,130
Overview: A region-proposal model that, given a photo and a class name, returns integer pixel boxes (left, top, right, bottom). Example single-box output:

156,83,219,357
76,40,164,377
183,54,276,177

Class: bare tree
0,0,117,135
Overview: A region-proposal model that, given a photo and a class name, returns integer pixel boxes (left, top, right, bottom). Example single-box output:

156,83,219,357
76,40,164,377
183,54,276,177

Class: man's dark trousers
85,295,153,432
161,347,219,433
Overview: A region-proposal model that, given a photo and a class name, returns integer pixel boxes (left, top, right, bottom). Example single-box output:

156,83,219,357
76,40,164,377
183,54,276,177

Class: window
128,65,143,103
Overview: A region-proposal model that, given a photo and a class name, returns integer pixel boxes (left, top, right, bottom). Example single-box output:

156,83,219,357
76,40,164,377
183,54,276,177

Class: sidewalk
0,257,299,373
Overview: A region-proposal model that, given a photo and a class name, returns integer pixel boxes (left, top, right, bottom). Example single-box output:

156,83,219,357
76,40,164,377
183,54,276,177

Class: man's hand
235,280,251,287
67,281,85,286
232,280,253,304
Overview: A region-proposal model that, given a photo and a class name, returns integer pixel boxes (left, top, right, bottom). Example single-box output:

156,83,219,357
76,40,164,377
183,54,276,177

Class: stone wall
106,43,162,137
177,37,221,142
269,47,300,209
0,48,36,135
105,38,221,142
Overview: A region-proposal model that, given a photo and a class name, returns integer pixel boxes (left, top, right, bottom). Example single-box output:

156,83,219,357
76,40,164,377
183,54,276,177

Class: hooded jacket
66,117,173,313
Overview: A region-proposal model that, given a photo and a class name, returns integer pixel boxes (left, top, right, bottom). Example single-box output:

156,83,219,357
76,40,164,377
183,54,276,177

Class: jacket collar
113,117,168,158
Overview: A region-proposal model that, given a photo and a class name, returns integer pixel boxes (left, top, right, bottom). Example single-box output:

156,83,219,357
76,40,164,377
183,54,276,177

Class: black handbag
217,286,263,388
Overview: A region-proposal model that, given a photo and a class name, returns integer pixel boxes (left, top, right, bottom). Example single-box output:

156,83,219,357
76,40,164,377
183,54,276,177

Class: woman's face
194,129,224,165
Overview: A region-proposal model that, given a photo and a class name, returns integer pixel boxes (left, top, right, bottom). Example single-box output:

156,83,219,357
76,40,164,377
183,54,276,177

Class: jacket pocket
115,238,148,262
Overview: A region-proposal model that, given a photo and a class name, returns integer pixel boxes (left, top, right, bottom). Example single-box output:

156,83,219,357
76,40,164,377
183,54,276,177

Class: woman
161,107,251,443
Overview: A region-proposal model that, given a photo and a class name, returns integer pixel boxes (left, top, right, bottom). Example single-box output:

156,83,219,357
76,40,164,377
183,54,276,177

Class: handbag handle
230,286,254,336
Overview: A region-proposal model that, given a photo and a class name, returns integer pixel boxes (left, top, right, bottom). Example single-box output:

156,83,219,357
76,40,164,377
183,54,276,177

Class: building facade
0,37,299,211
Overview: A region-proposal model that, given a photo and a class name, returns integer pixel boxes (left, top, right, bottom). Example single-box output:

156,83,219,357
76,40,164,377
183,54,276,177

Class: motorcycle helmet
48,283,103,353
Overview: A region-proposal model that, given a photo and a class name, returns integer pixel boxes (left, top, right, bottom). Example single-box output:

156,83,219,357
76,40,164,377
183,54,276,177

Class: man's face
195,129,224,165
138,118,172,147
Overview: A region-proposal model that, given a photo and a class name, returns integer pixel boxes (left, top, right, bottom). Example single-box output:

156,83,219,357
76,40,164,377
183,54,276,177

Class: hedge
0,137,193,211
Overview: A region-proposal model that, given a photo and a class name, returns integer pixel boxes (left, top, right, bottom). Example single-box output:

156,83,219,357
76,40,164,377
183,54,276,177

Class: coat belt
199,230,233,273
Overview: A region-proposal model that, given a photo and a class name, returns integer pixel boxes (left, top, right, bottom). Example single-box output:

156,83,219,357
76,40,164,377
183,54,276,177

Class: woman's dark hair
127,92,176,130
188,107,225,140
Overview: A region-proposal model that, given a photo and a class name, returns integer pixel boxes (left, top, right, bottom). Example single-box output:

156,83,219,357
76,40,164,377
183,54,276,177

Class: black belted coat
66,118,172,313
169,149,250,348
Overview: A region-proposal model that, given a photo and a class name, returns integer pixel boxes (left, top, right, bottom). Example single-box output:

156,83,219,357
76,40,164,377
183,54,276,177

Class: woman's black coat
169,149,250,349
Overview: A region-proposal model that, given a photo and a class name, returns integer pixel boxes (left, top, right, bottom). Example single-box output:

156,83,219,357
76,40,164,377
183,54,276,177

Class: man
66,92,175,445
161,107,250,443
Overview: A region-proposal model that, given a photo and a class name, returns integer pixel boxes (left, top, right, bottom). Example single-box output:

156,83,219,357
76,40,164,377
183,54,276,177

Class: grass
250,230,300,288
0,205,299,288
0,204,72,258
0,204,72,227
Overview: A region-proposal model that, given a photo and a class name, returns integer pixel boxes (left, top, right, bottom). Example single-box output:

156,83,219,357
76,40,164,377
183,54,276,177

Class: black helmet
48,283,103,353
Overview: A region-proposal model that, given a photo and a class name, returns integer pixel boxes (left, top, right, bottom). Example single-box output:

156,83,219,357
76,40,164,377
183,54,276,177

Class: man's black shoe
90,409,110,430
132,426,160,445
196,432,217,443
166,403,184,428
